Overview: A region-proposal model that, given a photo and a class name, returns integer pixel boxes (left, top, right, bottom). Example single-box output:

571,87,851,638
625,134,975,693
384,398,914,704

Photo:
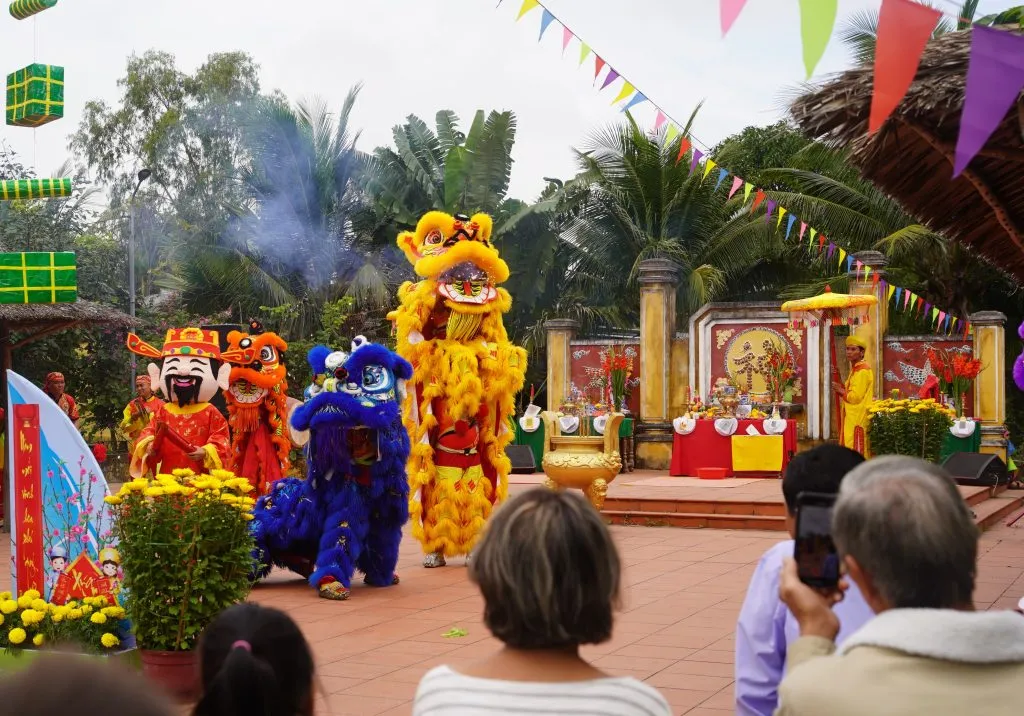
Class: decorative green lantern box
6,63,64,127
0,252,77,304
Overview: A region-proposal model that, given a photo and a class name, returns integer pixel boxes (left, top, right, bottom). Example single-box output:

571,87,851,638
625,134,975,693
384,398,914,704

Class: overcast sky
2,0,998,200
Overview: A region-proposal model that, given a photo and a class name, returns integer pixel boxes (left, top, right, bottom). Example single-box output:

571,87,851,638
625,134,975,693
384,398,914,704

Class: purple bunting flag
600,68,620,90
689,148,705,175
764,199,777,222
827,242,835,259
954,26,1024,177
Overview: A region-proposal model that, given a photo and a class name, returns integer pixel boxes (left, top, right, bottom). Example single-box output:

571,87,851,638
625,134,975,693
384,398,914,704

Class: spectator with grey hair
412,488,671,716
775,456,1024,716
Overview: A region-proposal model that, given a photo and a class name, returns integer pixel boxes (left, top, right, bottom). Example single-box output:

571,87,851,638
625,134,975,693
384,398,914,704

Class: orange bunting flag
676,137,692,163
594,56,606,82
818,232,826,252
751,189,766,212
517,0,540,20
869,0,941,133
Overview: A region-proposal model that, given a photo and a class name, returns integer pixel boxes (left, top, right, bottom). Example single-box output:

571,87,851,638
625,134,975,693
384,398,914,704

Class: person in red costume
126,328,248,478
223,320,305,494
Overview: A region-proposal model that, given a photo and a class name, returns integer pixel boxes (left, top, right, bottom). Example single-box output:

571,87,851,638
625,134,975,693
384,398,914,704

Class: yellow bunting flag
743,182,753,202
664,124,679,147
838,248,847,267
886,283,895,301
809,228,817,249
776,207,787,228
612,82,635,105
931,307,939,324
517,0,540,20
578,42,591,66
702,159,717,181
797,0,838,78
864,266,871,282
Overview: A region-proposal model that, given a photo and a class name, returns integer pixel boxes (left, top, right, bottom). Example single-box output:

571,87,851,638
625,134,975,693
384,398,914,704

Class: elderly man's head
834,456,978,612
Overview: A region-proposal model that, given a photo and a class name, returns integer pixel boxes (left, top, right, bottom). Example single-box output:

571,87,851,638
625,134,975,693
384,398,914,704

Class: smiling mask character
126,328,245,478
223,320,304,494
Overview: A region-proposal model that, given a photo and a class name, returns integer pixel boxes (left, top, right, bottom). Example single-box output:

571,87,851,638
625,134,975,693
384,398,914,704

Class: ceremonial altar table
670,419,798,478
514,418,636,473
939,429,982,463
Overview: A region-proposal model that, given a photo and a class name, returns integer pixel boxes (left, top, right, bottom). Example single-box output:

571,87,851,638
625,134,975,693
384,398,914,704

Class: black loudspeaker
506,445,537,474
941,452,1008,488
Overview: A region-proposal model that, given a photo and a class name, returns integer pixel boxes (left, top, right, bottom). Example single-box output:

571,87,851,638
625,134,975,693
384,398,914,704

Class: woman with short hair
413,488,671,716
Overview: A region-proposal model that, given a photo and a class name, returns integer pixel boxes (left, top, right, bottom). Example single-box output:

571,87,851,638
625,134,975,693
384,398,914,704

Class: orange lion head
224,321,289,404
396,211,508,307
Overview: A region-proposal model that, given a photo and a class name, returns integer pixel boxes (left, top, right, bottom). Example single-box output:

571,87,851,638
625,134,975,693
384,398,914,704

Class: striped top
413,665,672,716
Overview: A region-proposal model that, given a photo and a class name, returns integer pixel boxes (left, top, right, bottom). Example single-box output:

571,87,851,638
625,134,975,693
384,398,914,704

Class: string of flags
721,0,1024,177
505,0,977,338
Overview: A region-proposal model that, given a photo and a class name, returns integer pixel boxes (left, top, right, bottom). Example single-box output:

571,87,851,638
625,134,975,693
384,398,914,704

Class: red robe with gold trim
130,402,230,477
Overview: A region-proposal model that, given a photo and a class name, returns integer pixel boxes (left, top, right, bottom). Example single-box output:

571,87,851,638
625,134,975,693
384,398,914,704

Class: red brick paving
5,503,1024,715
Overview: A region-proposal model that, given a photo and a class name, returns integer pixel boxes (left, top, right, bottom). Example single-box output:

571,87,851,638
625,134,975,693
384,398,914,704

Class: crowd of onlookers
1,447,1022,715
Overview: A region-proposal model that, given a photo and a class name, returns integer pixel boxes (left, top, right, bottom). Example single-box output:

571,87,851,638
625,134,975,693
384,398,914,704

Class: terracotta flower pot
139,649,199,703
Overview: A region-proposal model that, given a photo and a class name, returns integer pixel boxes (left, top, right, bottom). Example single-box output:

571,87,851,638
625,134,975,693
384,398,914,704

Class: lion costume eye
361,365,391,392
259,345,277,363
424,229,444,246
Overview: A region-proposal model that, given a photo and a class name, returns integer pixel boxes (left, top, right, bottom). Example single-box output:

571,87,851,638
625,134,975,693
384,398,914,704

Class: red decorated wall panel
882,336,974,410
569,342,641,414
708,322,808,401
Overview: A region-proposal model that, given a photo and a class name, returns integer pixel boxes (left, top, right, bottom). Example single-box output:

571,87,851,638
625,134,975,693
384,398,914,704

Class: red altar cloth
670,419,798,477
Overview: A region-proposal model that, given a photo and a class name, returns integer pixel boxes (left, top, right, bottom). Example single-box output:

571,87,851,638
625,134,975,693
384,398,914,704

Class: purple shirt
734,540,875,716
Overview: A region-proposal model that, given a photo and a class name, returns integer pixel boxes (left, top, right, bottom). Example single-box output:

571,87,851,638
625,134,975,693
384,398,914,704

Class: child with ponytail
193,603,314,716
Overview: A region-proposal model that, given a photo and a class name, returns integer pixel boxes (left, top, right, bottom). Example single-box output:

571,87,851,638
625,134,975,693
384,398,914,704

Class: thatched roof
0,300,137,332
790,26,1024,279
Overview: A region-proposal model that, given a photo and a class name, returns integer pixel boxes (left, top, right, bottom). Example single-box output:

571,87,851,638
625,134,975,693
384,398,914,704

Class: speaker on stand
506,445,537,475
941,452,1009,495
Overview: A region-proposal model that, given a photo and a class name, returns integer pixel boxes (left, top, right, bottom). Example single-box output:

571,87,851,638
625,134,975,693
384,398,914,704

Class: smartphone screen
794,492,840,588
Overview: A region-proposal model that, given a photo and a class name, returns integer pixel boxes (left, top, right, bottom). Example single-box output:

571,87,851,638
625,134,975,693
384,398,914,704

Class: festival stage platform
509,471,1024,533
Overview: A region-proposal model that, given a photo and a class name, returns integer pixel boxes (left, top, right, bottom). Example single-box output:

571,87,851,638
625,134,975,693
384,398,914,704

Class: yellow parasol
780,286,878,442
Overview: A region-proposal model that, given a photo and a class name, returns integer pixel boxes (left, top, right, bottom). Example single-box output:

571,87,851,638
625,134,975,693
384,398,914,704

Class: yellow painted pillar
544,319,578,412
636,259,679,470
848,251,889,400
970,311,1007,462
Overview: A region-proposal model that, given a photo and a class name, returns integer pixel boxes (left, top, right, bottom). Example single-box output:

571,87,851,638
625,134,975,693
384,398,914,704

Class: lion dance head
224,320,291,475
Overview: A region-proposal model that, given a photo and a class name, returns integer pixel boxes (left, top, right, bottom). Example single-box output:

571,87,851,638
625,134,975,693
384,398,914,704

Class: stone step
602,510,787,531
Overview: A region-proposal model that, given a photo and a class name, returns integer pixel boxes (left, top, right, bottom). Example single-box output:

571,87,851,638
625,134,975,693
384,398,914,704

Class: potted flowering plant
867,397,955,463
105,469,256,700
763,340,798,405
927,348,983,416
601,346,634,413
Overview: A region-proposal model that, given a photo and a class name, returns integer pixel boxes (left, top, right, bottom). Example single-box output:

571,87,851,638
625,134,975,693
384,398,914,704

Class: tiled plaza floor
4,509,1023,715
243,518,1024,716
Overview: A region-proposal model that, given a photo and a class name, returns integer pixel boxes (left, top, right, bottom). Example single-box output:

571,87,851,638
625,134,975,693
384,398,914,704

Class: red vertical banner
13,404,44,595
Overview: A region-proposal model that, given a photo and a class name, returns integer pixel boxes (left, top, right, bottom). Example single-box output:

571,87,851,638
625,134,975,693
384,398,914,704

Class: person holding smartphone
776,457,1024,716
735,444,875,716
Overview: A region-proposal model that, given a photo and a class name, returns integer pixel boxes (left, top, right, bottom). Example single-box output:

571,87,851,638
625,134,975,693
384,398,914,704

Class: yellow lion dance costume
389,211,526,568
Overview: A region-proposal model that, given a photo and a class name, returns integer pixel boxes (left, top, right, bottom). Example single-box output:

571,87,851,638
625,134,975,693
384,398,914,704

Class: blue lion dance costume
250,336,412,600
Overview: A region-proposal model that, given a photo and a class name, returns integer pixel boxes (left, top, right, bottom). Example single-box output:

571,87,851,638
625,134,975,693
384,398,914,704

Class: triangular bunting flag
838,248,847,267
676,136,692,163
703,159,718,182
517,0,540,20
729,176,743,199
743,182,753,202
868,0,941,133
799,222,807,242
938,310,946,325
600,68,621,90
895,286,903,305
818,233,826,252
613,81,636,104
931,307,939,324
953,26,1024,177
855,259,863,278
887,284,895,302
777,207,788,228
786,215,797,240
827,242,835,259
665,124,679,147
562,25,574,53
751,189,766,213
594,56,606,81
808,228,817,248
721,0,750,36
764,199,777,222
798,0,838,78
622,92,647,113
579,42,591,66
689,148,705,175
654,110,667,131
846,255,853,273
715,167,729,191
539,9,556,39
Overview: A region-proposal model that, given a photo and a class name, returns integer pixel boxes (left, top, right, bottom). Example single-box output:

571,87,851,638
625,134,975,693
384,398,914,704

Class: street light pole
128,168,152,379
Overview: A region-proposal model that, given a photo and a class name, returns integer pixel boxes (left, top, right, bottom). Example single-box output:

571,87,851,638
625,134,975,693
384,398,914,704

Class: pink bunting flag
855,259,863,278
654,110,667,131
720,0,749,36
953,26,1024,177
562,26,574,53
689,148,705,175
903,290,911,309
798,222,807,242
869,0,941,133
600,68,620,90
728,176,743,199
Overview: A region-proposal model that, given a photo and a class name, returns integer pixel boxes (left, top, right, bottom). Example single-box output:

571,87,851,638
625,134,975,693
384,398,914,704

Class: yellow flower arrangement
8,628,26,645
32,634,44,647
100,633,120,648
1,599,18,615
868,397,954,463
90,612,107,625
0,591,128,653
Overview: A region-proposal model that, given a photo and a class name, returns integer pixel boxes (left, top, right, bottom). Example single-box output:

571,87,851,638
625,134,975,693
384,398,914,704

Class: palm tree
163,86,384,336
553,113,775,330
840,0,1023,65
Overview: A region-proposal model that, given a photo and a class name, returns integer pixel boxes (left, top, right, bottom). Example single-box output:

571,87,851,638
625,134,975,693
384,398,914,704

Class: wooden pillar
970,311,1007,462
636,259,679,470
848,251,889,399
544,319,578,412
